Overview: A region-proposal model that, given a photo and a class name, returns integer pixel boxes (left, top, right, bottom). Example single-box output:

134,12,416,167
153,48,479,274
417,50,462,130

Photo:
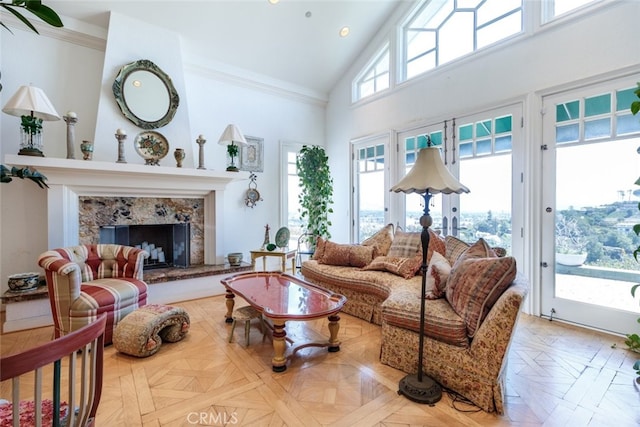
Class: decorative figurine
63,111,77,159
245,173,262,208
262,224,270,250
115,128,127,163
196,134,206,169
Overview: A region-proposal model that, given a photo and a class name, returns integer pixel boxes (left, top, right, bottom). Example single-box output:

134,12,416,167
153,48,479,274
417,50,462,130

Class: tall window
354,45,390,102
402,0,523,80
281,142,304,247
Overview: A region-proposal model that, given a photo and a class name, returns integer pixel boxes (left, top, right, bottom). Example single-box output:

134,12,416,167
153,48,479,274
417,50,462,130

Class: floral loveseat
300,224,528,414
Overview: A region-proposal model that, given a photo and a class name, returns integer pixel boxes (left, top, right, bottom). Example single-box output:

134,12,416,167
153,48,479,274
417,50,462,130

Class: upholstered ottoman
113,304,190,357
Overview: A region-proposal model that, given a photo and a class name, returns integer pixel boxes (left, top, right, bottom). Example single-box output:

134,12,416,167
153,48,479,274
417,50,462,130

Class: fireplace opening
99,223,190,269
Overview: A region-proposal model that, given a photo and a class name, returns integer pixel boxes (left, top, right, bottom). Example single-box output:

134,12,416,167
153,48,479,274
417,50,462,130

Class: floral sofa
300,224,528,414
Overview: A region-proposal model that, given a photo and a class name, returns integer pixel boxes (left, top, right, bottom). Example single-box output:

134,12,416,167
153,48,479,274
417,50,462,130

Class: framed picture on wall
239,136,264,172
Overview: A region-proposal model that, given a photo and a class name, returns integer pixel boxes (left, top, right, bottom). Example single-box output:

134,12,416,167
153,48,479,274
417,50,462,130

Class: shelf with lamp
2,84,61,157
390,139,469,404
218,124,247,172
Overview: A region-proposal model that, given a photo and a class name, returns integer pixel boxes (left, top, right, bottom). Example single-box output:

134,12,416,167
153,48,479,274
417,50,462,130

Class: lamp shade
217,124,247,146
2,85,60,121
391,146,469,195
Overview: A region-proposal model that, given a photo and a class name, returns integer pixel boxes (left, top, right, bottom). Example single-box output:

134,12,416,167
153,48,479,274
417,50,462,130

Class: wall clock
245,173,263,208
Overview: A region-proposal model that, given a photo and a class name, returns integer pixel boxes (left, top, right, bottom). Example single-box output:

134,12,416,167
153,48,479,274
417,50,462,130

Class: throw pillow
362,254,422,279
387,230,421,258
424,251,452,299
445,235,470,265
312,236,327,261
319,240,376,267
361,223,395,257
446,251,517,338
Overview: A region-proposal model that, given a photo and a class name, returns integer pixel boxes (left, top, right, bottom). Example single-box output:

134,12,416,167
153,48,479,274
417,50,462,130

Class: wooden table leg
271,318,288,372
225,290,235,323
327,314,341,352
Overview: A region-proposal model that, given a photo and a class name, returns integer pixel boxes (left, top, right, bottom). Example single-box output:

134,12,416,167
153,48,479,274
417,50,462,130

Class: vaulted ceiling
46,0,408,96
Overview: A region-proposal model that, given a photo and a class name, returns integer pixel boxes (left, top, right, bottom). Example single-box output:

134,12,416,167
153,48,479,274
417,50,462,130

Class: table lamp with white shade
390,139,469,404
2,85,61,157
217,124,247,172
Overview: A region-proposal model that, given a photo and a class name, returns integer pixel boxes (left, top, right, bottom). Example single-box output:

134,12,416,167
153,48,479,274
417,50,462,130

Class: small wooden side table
250,249,296,272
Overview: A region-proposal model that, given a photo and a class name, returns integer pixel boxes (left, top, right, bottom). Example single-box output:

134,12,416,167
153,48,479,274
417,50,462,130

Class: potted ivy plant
296,145,334,242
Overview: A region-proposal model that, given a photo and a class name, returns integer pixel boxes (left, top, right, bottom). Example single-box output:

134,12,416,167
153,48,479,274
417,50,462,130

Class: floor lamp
390,141,469,404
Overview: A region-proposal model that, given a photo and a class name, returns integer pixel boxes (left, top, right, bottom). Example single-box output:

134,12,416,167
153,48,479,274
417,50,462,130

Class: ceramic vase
174,148,185,168
80,140,94,160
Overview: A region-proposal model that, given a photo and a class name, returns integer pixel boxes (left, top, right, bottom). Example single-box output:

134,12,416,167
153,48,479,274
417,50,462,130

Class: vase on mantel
174,148,185,168
80,140,93,160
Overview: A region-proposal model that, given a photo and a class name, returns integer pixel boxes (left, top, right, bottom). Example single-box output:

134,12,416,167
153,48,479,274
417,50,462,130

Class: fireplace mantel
5,154,248,263
4,155,248,194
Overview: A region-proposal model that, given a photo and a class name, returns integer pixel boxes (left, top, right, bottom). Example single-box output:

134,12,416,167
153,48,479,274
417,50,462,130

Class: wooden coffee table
221,271,347,372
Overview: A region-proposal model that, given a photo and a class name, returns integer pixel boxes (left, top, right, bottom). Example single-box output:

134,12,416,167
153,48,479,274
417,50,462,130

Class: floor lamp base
398,373,442,404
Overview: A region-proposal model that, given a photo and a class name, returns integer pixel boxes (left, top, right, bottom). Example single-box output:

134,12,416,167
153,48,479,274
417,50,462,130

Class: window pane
477,11,522,49
556,100,580,122
405,137,416,151
617,113,640,135
459,154,512,249
407,52,436,79
430,131,443,146
417,135,430,148
556,123,580,143
495,135,512,152
617,87,637,111
459,124,473,141
407,30,436,60
439,12,474,65
477,0,522,26
376,74,389,91
553,0,596,18
584,118,611,140
495,115,512,133
477,139,492,155
360,80,374,98
460,142,473,158
585,93,611,117
476,120,492,137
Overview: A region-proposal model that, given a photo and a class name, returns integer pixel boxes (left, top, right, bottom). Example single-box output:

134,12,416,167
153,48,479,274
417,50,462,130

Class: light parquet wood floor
2,295,639,426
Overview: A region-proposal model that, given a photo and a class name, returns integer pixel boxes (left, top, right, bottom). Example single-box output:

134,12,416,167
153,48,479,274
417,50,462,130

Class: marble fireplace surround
5,154,248,265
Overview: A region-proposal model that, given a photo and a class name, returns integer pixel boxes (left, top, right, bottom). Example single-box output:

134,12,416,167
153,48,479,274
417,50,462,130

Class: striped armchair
38,244,149,344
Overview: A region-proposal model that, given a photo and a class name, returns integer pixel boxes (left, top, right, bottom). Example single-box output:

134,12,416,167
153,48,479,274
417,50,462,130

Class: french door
540,76,640,334
351,134,391,242
396,104,524,265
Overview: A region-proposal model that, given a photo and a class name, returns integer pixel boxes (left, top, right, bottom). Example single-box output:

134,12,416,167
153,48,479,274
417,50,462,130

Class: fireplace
100,223,190,269
4,155,249,265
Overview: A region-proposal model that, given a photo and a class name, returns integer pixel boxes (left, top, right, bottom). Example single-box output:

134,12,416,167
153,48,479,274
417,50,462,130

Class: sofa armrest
469,276,528,377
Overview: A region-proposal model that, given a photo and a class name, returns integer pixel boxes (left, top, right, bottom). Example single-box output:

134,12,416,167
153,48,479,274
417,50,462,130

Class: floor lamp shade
2,85,61,156
391,145,469,404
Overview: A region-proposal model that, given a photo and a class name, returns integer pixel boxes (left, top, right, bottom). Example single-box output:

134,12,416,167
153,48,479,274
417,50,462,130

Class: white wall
324,0,640,314
0,12,325,296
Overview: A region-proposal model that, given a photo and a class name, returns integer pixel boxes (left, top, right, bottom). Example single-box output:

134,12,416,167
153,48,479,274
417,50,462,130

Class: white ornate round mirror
112,59,179,129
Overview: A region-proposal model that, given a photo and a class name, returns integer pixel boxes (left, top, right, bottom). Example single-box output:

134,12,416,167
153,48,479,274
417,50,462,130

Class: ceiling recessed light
268,0,279,4
339,26,350,37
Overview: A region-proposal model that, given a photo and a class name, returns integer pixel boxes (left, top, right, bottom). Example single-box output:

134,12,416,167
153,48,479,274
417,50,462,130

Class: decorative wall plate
134,131,169,165
275,227,290,248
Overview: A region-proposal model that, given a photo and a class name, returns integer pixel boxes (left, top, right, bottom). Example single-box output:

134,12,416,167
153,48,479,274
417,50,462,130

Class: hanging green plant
296,145,334,241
